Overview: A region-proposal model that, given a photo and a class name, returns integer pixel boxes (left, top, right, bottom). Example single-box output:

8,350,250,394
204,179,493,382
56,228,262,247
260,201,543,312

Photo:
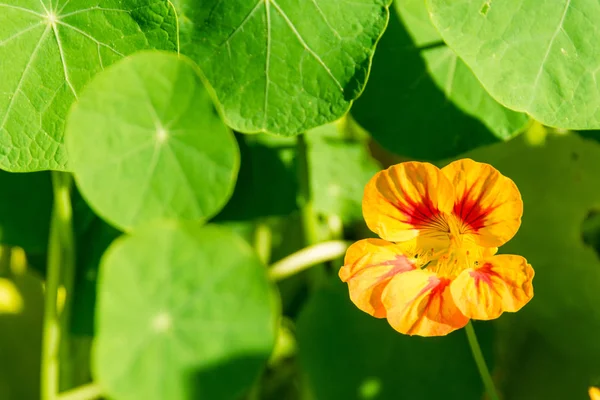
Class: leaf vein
270,0,344,93
0,26,50,133
528,0,571,106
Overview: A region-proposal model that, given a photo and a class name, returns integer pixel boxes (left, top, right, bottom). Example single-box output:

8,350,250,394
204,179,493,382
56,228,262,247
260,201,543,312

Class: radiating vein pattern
187,0,391,135
0,0,176,171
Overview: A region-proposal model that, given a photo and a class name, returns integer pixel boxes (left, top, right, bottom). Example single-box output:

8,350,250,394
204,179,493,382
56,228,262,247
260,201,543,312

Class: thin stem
41,172,75,400
296,134,319,246
253,221,272,265
57,383,102,400
465,322,500,400
269,240,351,281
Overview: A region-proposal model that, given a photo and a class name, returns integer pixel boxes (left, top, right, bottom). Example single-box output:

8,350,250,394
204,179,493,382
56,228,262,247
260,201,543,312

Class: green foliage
0,0,177,172
0,171,51,253
66,51,239,231
352,0,528,159
459,132,600,399
176,0,392,135
2,0,600,399
296,279,494,400
427,0,600,129
94,222,279,400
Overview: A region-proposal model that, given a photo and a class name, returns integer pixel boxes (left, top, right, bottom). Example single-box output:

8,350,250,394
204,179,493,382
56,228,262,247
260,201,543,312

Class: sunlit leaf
0,0,177,171
351,0,528,160
427,0,600,129
94,222,279,400
66,51,239,231
174,0,392,135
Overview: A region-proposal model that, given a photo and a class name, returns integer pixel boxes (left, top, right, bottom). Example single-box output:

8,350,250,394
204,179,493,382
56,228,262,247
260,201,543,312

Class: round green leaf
94,222,279,400
175,0,392,135
0,0,177,172
427,0,600,129
66,51,239,231
351,0,528,160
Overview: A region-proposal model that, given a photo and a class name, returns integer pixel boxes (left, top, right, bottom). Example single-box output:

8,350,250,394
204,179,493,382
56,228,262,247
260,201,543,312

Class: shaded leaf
351,0,528,160
0,171,52,253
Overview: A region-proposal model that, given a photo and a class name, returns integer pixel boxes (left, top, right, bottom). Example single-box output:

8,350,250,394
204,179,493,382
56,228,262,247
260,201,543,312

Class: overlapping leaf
428,0,600,129
66,51,239,231
0,0,177,171
175,0,392,135
351,0,528,159
94,223,279,400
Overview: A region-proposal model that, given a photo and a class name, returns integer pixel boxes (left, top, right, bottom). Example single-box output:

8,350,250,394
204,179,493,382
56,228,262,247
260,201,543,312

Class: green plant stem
296,134,319,246
269,240,351,281
253,221,272,265
57,383,102,400
465,322,500,400
41,172,76,400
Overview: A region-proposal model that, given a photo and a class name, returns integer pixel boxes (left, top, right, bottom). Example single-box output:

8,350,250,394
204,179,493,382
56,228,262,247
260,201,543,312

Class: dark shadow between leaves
213,133,298,221
351,7,499,160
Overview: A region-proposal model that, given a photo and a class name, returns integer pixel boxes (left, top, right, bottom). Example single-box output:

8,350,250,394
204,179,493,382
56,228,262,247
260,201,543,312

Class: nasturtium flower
339,159,534,337
590,387,600,400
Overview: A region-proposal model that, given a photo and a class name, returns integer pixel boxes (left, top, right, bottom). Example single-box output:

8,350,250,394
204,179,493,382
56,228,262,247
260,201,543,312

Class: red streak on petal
345,254,415,282
394,188,448,232
453,186,498,233
412,275,450,308
470,263,502,296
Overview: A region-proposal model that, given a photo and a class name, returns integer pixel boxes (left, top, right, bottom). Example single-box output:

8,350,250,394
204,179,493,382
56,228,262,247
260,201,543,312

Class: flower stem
464,322,500,400
41,172,75,400
269,240,351,281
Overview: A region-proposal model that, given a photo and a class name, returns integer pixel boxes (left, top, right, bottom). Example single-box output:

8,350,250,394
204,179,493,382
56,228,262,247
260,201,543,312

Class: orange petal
339,239,417,318
442,159,523,247
450,255,534,320
363,162,454,243
381,269,468,336
589,387,600,400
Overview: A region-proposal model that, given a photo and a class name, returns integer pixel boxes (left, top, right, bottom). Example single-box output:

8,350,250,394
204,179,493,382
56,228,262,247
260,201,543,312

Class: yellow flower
339,159,534,336
590,387,600,400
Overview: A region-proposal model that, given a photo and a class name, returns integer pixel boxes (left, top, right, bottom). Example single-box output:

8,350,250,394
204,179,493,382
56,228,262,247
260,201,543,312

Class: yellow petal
363,162,454,243
442,158,523,247
381,269,468,336
339,239,416,318
589,387,600,400
450,255,534,320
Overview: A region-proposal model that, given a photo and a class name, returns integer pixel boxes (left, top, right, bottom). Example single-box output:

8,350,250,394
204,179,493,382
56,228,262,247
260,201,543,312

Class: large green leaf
296,279,493,400
175,0,392,135
0,171,52,253
427,0,600,129
94,222,279,400
0,0,177,172
351,0,528,160
66,51,239,231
